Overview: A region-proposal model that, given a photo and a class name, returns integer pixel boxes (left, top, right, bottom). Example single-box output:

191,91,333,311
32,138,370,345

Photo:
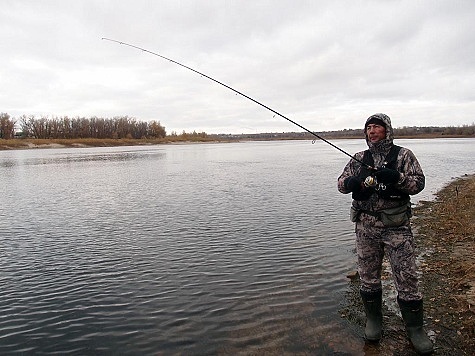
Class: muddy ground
340,174,475,355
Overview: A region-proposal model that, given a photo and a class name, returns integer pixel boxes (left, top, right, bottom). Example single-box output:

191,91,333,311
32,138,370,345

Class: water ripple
7,141,471,353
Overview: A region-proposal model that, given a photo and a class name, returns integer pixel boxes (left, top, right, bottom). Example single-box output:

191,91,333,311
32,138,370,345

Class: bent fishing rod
102,37,372,169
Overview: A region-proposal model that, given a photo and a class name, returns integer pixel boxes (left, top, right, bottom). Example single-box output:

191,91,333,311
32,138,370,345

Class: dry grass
413,174,475,353
0,136,218,150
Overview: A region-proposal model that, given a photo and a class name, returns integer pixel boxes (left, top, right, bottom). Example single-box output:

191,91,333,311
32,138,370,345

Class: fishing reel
364,175,377,187
364,175,386,190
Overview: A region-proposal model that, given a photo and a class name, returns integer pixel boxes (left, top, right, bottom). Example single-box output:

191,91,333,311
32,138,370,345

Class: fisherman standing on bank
337,113,433,354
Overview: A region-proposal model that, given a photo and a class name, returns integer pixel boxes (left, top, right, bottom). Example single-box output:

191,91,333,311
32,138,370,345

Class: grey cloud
1,0,474,134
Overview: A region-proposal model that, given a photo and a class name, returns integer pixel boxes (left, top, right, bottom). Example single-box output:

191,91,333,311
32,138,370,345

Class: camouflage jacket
337,114,425,212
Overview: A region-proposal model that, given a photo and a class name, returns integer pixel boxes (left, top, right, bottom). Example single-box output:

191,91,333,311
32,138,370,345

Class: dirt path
340,174,474,355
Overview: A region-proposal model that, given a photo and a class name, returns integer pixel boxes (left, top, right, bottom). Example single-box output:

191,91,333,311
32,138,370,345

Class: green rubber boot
360,290,383,342
397,298,434,355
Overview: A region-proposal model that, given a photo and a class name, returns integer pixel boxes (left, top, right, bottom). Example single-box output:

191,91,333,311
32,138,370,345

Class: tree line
213,124,475,140
395,124,475,137
326,124,475,138
1,112,474,140
0,113,166,140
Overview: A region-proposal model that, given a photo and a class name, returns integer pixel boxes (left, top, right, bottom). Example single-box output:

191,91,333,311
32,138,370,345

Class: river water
0,138,473,354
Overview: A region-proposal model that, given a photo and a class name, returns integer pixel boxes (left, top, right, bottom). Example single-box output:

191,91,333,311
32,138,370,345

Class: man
337,113,433,354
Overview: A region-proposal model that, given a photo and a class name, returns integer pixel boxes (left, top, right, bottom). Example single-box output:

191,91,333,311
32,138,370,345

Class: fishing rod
102,37,372,169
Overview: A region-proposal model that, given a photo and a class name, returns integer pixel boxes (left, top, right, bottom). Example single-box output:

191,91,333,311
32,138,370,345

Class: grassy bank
414,174,475,353
0,137,218,150
1,134,473,150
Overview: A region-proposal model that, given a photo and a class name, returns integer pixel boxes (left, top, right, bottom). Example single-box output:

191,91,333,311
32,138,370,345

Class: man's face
366,124,386,143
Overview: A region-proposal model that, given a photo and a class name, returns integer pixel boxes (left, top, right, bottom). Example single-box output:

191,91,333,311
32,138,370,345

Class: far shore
1,134,473,150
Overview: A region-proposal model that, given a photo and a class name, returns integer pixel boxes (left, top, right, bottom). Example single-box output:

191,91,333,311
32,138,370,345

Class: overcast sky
1,0,474,134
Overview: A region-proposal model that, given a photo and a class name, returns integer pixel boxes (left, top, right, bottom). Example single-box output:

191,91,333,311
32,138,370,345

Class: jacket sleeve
396,148,425,195
337,152,364,194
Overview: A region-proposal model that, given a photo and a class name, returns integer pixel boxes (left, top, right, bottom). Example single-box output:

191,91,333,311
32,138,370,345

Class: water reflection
1,148,165,167
0,159,16,168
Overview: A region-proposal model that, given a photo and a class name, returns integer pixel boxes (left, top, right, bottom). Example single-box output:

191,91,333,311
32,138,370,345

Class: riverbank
415,174,474,353
1,135,474,150
0,138,206,150
340,174,474,355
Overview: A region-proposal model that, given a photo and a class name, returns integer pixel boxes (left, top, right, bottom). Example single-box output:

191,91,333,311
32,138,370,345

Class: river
0,138,473,354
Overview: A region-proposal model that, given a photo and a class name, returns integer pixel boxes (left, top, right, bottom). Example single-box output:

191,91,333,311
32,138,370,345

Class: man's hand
344,176,362,192
374,168,400,184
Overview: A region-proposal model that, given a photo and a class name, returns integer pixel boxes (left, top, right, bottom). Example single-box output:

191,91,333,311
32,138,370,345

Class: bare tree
0,113,16,139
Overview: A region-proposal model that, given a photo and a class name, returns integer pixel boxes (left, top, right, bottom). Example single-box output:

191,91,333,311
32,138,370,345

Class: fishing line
102,37,371,168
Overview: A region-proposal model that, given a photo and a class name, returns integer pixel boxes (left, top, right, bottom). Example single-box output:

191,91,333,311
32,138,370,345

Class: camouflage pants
355,216,422,301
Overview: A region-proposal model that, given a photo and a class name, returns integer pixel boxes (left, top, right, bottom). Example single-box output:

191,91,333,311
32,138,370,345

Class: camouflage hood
364,113,394,153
